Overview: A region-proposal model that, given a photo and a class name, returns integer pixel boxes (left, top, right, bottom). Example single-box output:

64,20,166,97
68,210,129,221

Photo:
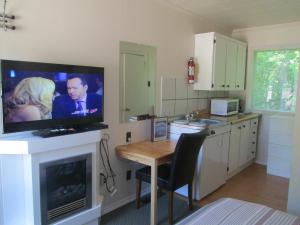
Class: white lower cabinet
196,131,230,199
228,118,259,177
169,123,230,200
239,120,251,167
228,123,241,174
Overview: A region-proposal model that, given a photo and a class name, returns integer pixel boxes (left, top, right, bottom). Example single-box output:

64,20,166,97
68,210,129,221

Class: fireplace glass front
39,153,92,225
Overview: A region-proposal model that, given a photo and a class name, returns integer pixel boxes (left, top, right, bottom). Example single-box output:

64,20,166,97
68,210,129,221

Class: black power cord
99,134,117,195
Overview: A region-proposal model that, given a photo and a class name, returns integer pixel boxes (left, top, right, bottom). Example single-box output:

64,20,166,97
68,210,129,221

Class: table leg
150,160,157,225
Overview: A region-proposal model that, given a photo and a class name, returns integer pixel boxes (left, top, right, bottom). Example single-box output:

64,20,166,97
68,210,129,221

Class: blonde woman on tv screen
4,77,55,122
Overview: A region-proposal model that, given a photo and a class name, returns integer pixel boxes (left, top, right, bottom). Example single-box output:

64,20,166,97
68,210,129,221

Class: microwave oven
210,98,239,116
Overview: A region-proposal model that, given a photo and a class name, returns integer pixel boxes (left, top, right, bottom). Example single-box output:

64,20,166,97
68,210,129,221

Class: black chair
135,129,208,224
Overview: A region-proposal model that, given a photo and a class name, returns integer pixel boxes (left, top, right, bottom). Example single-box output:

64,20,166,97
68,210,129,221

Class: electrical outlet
126,170,131,180
100,173,106,186
126,131,131,143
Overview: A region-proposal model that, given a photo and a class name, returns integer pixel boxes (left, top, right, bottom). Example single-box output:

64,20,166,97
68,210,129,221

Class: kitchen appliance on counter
169,119,230,200
210,98,239,116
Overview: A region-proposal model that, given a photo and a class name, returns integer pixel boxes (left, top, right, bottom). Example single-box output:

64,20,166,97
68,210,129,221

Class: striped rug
176,198,300,225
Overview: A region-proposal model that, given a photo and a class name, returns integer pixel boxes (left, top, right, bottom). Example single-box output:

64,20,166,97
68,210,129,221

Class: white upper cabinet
235,44,247,90
213,35,227,90
193,32,247,91
225,40,238,90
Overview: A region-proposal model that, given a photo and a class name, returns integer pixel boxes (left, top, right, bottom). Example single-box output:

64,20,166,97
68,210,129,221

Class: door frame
119,41,156,123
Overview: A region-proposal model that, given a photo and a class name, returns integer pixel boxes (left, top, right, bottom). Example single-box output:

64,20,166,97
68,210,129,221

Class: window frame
246,45,300,116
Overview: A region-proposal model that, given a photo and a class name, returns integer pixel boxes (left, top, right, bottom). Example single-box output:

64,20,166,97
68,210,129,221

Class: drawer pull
254,122,257,125
253,132,256,134
242,125,246,128
252,142,256,144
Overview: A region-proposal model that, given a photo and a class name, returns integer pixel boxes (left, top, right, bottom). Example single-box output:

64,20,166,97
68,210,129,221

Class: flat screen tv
1,59,104,134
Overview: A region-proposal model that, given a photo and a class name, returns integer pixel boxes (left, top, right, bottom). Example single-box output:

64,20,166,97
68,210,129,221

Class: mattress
176,198,300,225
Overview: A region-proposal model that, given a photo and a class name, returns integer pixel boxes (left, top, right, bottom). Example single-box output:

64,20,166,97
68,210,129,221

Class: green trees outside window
252,49,300,112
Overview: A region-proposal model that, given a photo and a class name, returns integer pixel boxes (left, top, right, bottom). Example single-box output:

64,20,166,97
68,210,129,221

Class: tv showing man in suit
52,75,102,119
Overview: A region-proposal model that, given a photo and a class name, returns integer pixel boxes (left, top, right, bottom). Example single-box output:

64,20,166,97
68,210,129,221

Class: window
252,49,300,112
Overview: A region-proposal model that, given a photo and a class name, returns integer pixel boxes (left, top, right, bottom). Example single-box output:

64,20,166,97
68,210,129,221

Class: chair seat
136,164,171,190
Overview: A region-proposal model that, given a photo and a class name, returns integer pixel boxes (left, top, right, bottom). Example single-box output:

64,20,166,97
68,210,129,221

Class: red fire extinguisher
187,57,195,84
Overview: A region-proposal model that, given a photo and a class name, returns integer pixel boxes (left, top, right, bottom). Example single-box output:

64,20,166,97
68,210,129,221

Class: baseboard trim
227,160,254,179
101,187,150,215
255,160,267,166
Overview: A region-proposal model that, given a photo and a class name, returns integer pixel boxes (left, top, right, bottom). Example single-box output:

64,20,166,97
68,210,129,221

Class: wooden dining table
116,140,177,225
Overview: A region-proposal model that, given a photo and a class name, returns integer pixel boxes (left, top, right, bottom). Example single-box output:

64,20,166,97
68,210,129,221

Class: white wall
231,21,300,215
288,75,300,216
0,0,230,213
231,21,300,165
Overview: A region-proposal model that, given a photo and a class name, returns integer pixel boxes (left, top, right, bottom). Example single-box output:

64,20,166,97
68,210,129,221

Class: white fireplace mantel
0,130,103,225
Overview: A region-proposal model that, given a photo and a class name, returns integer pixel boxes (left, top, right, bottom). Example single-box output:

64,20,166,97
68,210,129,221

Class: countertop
169,113,261,127
210,113,261,124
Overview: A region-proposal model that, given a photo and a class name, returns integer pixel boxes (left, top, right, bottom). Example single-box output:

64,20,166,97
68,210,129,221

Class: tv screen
1,60,104,133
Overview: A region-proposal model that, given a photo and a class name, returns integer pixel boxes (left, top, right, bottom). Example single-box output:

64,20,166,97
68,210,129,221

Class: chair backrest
168,129,208,191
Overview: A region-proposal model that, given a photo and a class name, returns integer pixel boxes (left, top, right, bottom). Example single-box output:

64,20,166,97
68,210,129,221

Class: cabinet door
200,133,228,198
194,33,215,90
228,123,241,174
235,44,247,90
225,41,238,90
213,36,227,90
239,121,251,166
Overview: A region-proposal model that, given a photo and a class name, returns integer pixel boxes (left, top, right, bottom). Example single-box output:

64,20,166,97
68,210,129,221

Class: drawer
249,139,257,148
250,126,258,137
251,118,258,127
248,146,256,160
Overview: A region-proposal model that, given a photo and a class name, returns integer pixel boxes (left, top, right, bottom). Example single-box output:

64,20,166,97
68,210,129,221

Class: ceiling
158,0,300,30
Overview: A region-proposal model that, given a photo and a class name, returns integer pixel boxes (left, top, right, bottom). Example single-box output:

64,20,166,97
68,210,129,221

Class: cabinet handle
226,85,230,87
252,151,255,154
254,122,257,125
236,84,240,88
210,130,216,135
253,132,256,134
252,142,256,144
238,126,241,129
222,84,225,87
242,125,246,128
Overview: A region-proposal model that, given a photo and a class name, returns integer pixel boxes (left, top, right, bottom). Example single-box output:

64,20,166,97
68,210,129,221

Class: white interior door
121,52,149,121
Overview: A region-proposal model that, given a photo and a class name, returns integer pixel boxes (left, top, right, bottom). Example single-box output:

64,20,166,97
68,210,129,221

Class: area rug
100,194,199,225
